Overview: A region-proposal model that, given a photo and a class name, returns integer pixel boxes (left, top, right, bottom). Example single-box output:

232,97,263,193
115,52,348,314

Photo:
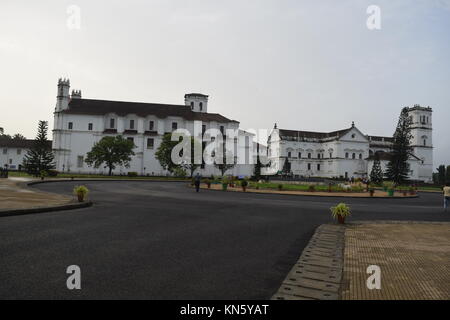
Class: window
199,102,203,111
352,153,356,159
220,126,224,135
318,154,321,159
345,153,349,159
307,163,311,171
68,122,73,130
288,151,292,158
317,164,321,171
149,121,154,131
329,152,333,158
2,148,6,155
147,138,154,149
127,137,134,144
129,120,135,130
17,149,21,155
9,159,12,165
308,153,311,159
359,154,363,160
424,139,427,146
110,118,115,128
172,122,178,130
298,152,302,158
77,156,83,168
88,123,93,131
352,134,355,139
202,125,206,134
245,136,249,148
190,102,194,110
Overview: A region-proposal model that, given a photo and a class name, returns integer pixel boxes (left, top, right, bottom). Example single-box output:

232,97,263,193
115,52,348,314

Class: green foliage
308,185,316,192
330,203,351,219
155,133,179,173
386,107,413,184
73,185,89,196
213,146,236,176
173,167,187,178
446,166,450,185
241,179,248,187
383,181,395,190
127,172,138,177
370,156,384,184
22,121,55,176
85,136,135,176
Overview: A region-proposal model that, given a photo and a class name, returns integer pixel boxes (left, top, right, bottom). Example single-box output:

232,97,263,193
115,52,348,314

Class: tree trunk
109,166,113,176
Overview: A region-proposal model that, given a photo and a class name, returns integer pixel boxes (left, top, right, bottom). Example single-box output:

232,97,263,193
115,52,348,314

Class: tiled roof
62,98,238,123
0,139,52,149
278,128,352,142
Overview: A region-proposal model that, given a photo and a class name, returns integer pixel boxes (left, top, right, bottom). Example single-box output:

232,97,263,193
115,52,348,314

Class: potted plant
73,185,89,202
330,203,351,224
40,170,48,181
328,183,332,193
278,184,283,191
241,179,248,192
222,177,228,191
409,186,416,196
205,179,211,189
369,188,375,197
308,185,316,192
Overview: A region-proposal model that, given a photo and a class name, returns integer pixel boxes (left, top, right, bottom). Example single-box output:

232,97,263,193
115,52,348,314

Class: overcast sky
1,0,449,166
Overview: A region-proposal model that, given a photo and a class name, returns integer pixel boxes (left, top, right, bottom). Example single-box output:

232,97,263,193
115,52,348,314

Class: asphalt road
1,181,448,299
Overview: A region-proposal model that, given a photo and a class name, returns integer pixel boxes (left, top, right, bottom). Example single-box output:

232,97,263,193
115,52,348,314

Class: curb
272,224,346,300
27,178,189,186
0,201,93,218
198,186,419,199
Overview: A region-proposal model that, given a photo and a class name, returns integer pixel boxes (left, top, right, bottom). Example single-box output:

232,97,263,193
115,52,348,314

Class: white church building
52,79,256,177
264,105,433,183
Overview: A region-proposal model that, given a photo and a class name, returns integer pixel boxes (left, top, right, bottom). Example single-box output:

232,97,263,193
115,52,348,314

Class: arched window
345,153,349,159
307,163,311,171
288,151,291,158
424,139,426,146
359,154,363,160
317,164,321,171
298,152,302,158
190,102,194,110
352,153,356,159
199,102,203,111
308,153,312,159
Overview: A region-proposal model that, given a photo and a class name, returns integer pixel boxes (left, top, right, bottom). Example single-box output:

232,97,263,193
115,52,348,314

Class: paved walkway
341,222,450,300
0,178,72,210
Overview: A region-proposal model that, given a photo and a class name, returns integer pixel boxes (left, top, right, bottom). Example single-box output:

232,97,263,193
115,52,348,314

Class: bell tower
55,78,71,112
407,104,433,182
184,93,208,113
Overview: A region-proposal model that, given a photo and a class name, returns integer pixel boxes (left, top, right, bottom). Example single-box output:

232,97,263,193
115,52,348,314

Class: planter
388,189,395,197
369,190,375,197
222,183,228,191
77,193,84,202
403,191,408,197
242,186,247,192
206,183,211,189
337,215,345,224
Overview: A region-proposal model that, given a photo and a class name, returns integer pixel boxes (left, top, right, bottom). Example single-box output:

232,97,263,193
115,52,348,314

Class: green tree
446,166,450,185
179,136,202,177
436,165,446,185
22,121,55,176
85,136,135,176
370,155,384,184
281,158,291,175
385,107,413,184
155,133,182,174
12,133,26,140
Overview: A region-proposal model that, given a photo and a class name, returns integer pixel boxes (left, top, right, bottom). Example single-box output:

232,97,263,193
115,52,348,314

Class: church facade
264,105,433,183
52,79,256,176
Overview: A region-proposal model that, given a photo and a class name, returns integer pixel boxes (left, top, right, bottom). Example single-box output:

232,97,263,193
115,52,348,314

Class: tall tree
85,136,135,176
22,121,55,176
12,133,26,140
370,155,384,184
436,165,446,185
385,107,413,184
446,166,450,185
155,133,182,174
281,158,291,175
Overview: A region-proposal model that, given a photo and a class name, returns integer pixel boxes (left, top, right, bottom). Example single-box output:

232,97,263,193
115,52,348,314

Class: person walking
444,184,450,212
194,172,201,193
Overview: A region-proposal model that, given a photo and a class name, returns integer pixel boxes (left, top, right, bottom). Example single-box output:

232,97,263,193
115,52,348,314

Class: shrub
127,172,138,177
74,185,89,202
241,180,248,187
278,184,283,191
47,169,59,177
383,181,395,191
308,185,316,192
330,203,351,219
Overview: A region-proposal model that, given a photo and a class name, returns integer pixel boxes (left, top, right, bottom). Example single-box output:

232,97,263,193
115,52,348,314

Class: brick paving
341,222,450,300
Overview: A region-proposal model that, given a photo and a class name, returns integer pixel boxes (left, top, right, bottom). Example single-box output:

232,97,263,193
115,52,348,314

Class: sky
0,0,449,167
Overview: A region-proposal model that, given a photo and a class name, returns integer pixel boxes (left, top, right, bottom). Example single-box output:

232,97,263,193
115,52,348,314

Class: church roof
62,98,238,123
278,128,352,142
0,139,52,149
